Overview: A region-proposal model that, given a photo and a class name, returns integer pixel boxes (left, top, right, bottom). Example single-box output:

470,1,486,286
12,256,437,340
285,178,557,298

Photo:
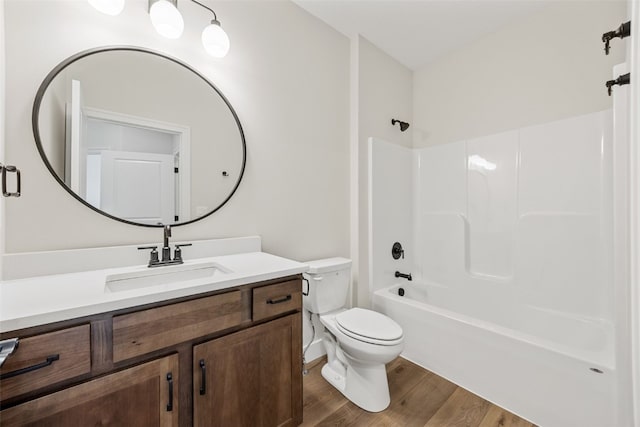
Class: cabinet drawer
113,291,242,362
0,324,91,402
1,354,179,427
252,280,301,322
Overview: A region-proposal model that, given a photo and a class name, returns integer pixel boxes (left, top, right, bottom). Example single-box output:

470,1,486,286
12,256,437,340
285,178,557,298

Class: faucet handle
173,243,192,262
138,246,159,265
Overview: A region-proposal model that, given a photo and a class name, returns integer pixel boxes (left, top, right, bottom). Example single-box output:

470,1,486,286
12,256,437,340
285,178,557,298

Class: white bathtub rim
375,285,614,370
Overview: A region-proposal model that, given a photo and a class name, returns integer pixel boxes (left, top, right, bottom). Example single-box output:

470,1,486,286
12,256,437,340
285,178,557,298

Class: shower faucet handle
392,242,405,260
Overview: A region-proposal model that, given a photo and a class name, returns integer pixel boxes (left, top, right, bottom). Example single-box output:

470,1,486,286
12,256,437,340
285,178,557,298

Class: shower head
391,119,410,132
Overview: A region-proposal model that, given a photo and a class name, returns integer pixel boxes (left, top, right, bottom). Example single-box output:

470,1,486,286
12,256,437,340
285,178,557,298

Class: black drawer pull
166,373,174,412
267,295,292,305
0,354,59,380
199,359,206,395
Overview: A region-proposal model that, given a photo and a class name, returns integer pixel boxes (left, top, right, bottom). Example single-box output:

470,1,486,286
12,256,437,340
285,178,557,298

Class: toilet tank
303,257,352,314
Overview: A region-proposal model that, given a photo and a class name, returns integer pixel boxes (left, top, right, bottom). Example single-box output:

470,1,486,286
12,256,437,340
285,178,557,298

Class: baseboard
303,338,326,365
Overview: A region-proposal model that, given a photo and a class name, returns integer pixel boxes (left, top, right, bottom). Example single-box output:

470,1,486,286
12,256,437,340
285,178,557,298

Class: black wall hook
602,21,631,55
606,73,630,96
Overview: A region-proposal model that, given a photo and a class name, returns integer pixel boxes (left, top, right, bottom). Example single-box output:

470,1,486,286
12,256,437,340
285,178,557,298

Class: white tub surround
0,237,308,332
369,109,630,427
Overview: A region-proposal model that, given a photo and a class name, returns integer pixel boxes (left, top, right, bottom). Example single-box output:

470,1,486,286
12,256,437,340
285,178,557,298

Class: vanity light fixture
148,0,230,58
198,3,230,58
149,0,185,39
87,0,125,16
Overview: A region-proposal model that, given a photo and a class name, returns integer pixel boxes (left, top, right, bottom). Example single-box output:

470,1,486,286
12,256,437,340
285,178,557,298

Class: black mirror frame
32,45,247,228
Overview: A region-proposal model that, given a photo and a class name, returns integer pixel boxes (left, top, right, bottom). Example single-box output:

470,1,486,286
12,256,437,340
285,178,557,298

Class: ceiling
293,0,547,70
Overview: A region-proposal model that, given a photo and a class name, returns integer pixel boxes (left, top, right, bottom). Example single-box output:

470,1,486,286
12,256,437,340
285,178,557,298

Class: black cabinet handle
199,359,206,395
1,164,21,198
267,295,292,305
166,373,174,412
0,354,59,380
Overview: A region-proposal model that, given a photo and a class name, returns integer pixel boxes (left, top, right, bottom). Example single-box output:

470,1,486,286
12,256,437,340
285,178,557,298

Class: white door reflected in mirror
96,150,175,225
67,79,192,225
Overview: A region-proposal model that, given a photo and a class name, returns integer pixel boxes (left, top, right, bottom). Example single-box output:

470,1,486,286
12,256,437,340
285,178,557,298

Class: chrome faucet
162,225,172,262
138,225,192,268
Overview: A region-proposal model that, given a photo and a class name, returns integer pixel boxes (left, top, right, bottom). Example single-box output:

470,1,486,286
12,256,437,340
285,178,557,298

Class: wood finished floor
301,357,537,427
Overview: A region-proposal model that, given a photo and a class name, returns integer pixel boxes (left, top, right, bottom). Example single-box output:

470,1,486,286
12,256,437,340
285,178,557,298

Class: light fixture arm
191,0,218,22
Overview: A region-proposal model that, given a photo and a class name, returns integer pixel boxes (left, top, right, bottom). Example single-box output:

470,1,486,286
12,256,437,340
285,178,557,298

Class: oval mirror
33,46,246,227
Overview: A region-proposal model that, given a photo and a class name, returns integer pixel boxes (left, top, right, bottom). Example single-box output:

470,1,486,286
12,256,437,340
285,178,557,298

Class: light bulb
150,0,184,39
88,0,125,16
202,21,230,58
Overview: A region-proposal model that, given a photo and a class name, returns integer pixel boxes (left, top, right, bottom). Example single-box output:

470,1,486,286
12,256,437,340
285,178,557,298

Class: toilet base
320,359,391,413
321,363,346,392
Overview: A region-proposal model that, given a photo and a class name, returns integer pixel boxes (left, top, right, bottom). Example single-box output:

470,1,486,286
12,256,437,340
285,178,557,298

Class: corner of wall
349,35,360,308
355,34,413,309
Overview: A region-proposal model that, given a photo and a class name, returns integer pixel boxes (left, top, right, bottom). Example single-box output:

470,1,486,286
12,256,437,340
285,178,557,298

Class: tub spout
395,271,412,281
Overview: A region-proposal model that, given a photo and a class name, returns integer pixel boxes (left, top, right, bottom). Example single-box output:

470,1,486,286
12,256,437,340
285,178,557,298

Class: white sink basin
105,262,231,292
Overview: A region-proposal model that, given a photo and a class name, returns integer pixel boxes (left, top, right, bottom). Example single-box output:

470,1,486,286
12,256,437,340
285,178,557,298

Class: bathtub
373,283,618,427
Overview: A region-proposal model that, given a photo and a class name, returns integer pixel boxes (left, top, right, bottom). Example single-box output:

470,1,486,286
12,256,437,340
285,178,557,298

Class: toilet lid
335,308,403,344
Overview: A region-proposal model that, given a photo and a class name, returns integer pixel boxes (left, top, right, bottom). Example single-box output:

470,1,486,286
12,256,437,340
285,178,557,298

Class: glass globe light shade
202,21,230,58
149,0,184,39
87,0,125,16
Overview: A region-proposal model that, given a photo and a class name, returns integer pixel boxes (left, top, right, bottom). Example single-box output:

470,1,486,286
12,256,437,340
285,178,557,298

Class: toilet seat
335,308,403,346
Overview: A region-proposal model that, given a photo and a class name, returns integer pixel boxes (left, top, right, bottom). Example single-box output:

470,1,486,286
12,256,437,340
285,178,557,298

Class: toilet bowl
321,308,403,364
303,258,404,412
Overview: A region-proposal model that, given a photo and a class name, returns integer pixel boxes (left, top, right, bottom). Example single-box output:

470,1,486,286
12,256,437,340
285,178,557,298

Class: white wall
629,1,640,423
3,0,350,262
413,1,627,148
0,0,6,275
356,36,412,307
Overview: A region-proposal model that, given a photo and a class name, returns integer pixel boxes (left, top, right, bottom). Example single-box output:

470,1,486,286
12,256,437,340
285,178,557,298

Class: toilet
303,257,404,412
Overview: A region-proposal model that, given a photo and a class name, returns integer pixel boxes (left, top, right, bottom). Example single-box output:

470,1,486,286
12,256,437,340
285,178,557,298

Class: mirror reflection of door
66,79,192,225
96,150,175,225
65,79,85,195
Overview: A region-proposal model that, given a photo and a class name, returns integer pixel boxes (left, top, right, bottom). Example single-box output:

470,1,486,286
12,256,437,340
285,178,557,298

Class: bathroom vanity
0,245,305,427
0,42,306,426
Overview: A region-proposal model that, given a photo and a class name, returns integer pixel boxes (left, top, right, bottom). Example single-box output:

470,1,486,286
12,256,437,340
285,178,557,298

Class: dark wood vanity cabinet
1,355,180,426
194,313,302,427
0,276,303,427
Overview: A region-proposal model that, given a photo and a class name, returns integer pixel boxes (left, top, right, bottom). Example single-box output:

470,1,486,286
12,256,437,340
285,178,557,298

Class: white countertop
0,252,308,333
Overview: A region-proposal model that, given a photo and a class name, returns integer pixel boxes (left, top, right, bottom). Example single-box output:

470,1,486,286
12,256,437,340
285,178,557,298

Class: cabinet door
0,354,179,427
194,313,302,427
